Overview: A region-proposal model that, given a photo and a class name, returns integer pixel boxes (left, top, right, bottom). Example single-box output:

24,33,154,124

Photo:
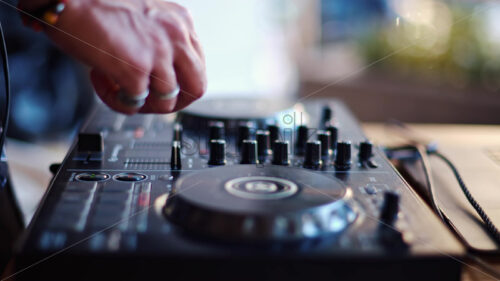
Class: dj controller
15,99,464,281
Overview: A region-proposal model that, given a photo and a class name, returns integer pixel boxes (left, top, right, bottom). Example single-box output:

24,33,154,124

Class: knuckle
175,5,194,26
121,73,149,94
161,16,189,44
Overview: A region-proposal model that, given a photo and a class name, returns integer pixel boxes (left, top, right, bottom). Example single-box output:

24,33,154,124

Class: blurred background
2,0,500,144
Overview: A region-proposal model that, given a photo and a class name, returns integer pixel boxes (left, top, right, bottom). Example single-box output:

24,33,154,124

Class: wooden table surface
364,123,500,281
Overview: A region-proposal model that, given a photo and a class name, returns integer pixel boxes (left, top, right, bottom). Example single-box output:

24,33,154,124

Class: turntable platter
164,165,357,241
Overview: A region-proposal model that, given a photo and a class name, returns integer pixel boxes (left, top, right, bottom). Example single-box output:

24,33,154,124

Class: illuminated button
76,173,110,182
113,173,147,182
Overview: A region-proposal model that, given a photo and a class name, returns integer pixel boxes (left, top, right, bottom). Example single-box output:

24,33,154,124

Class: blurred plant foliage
359,0,500,92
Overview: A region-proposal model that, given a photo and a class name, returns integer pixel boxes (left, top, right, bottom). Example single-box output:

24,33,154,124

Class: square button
98,193,130,204
60,191,92,203
54,202,87,215
48,212,81,230
100,182,133,193
94,204,127,217
66,182,97,192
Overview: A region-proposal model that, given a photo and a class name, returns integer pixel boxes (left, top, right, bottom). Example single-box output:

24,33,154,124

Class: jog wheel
163,165,357,241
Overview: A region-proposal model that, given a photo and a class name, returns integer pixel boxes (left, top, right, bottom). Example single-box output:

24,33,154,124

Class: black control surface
16,99,464,281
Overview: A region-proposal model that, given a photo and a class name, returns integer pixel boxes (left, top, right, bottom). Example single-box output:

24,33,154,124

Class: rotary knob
359,141,378,168
295,125,308,155
321,105,332,125
335,141,352,170
326,125,338,151
240,140,258,164
303,141,322,169
256,130,270,160
209,121,225,141
378,192,408,250
237,122,253,149
267,124,280,146
317,130,331,157
272,141,290,166
208,139,226,166
380,192,400,226
170,140,182,170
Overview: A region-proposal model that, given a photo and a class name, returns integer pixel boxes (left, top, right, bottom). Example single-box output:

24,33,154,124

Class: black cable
386,145,500,280
429,150,500,244
414,144,446,222
0,22,10,153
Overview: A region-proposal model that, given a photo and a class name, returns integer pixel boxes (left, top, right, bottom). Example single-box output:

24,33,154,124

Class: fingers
140,60,179,113
88,2,206,115
90,69,143,115
172,44,206,111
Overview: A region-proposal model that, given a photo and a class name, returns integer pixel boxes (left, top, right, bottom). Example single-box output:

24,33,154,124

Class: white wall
173,0,298,100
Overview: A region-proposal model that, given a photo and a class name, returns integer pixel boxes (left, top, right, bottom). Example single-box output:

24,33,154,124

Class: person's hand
40,0,206,114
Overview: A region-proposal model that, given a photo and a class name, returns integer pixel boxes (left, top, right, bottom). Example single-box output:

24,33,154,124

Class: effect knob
335,141,352,170
326,125,338,151
380,192,400,226
240,140,258,164
267,124,280,146
359,141,378,168
256,130,270,160
303,141,322,169
173,123,183,142
209,121,225,141
317,130,331,157
295,125,308,155
237,122,252,149
208,139,226,166
272,141,290,166
321,105,332,125
378,192,408,251
170,141,182,170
